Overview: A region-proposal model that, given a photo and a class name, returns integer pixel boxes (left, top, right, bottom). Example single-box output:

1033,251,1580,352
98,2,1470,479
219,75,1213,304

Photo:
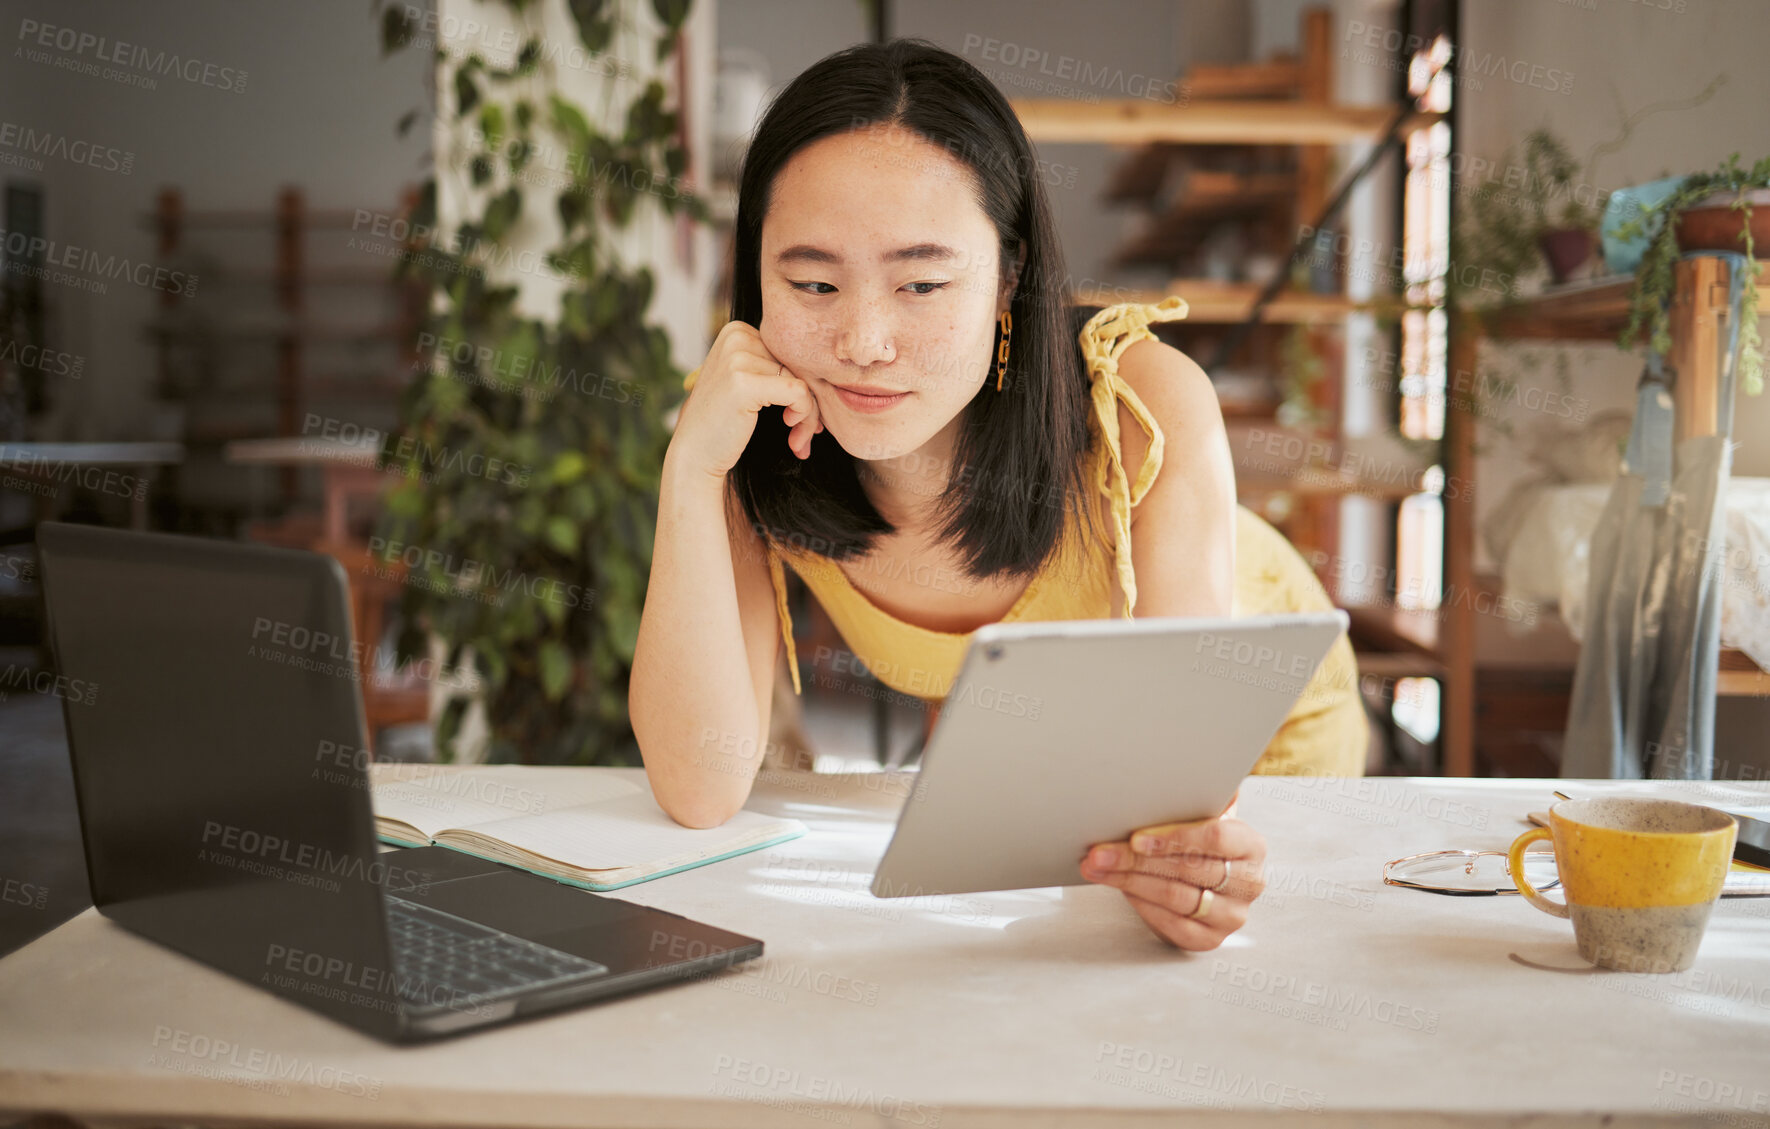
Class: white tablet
869,610,1350,897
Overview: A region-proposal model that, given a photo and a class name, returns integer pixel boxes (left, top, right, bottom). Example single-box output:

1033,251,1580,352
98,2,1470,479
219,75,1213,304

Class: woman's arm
631,322,824,828
629,458,785,829
1115,337,1237,619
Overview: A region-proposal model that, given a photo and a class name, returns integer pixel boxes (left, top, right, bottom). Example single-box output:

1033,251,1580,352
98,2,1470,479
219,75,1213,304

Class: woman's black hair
726,36,1103,581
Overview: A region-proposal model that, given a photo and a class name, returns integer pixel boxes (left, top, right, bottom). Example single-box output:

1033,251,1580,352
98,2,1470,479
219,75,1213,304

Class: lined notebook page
453,791,793,871
370,765,644,841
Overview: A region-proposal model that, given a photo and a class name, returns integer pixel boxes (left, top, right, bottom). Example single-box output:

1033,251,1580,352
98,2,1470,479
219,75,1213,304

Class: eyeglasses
1383,847,1564,896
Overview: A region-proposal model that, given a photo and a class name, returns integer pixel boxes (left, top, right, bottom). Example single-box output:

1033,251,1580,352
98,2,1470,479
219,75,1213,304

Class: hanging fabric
1561,251,1749,779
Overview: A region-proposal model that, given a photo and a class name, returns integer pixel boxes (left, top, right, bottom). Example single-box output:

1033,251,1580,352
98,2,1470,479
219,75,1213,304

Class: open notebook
368,764,806,891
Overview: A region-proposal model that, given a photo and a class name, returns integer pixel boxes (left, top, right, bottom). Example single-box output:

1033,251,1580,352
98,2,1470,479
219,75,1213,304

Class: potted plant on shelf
1453,128,1610,300
1526,130,1611,284
1613,152,1770,396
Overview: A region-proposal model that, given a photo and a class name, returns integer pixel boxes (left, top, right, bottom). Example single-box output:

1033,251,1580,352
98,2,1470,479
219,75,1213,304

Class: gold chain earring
994,309,1013,391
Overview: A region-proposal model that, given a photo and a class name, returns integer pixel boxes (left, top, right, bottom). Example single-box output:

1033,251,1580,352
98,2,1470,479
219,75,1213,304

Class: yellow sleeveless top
683,298,1367,776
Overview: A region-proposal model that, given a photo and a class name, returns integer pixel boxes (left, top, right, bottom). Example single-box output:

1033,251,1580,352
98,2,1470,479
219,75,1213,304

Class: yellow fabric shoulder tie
766,544,802,695
1077,296,1190,618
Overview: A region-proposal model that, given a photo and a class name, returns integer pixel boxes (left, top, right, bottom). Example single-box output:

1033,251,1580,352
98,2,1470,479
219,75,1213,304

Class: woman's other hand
1078,808,1267,950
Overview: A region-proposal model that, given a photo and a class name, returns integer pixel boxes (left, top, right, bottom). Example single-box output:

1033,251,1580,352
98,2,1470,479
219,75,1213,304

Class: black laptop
35,521,763,1042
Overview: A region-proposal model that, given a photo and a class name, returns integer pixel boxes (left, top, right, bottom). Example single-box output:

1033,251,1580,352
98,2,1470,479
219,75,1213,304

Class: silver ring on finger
1211,858,1233,894
1187,886,1214,921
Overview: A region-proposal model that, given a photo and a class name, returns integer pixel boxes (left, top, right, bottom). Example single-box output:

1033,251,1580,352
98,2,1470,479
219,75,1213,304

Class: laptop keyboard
384,894,609,1008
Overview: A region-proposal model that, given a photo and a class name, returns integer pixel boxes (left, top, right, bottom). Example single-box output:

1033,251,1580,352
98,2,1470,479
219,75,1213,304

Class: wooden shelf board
140,208,396,231
145,322,409,343
211,265,407,285
1718,648,1770,696
1012,98,1438,145
1237,469,1423,500
1184,59,1303,101
1345,583,1580,671
1345,590,1770,694
1218,399,1282,420
181,376,410,403
181,422,285,446
1478,263,1770,342
1476,276,1637,341
1717,669,1770,696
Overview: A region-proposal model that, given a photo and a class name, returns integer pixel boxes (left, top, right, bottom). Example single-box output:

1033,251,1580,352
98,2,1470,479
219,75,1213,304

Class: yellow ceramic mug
1509,797,1736,973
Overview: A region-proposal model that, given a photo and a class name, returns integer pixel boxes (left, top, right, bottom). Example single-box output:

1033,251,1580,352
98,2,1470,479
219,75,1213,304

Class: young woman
631,38,1367,951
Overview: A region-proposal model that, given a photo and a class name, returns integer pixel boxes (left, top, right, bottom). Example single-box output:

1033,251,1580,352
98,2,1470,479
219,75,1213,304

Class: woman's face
758,123,1013,464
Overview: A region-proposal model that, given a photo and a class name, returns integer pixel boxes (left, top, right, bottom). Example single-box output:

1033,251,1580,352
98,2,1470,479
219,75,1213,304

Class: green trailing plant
1613,152,1768,397
372,0,706,764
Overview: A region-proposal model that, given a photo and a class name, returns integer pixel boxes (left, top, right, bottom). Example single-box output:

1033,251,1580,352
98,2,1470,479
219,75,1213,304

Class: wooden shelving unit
145,185,435,740
1428,259,1770,776
1046,5,1412,573
145,185,424,508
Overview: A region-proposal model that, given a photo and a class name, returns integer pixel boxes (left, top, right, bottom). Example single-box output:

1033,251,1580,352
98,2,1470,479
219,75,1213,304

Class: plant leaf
479,104,506,148
545,515,578,554
455,67,481,117
483,187,522,242
651,0,692,29
539,640,574,701
567,0,613,53
551,450,588,484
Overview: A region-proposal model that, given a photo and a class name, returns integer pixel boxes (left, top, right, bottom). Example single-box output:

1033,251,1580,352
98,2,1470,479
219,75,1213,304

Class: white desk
2,772,1768,1127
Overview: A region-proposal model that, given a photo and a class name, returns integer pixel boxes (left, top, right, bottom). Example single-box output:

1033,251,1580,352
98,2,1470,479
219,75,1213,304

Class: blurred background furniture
144,185,423,530
226,435,429,740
